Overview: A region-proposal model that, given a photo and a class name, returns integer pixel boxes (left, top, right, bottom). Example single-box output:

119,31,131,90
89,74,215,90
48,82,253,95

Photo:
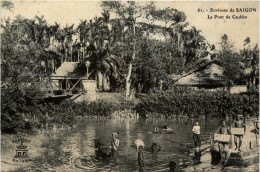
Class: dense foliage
135,87,259,118
1,2,209,93
1,2,258,133
1,90,137,133
1,87,41,133
216,35,259,91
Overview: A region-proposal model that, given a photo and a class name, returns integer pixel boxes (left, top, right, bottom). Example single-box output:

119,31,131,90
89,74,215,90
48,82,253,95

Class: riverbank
2,87,258,134
135,89,259,119
2,117,259,172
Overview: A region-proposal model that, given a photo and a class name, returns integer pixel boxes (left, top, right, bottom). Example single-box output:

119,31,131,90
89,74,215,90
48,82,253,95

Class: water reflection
193,149,202,165
138,160,144,172
26,118,222,171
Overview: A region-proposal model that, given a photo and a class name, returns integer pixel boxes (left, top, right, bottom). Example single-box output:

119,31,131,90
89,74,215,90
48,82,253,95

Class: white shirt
192,125,200,134
111,139,119,151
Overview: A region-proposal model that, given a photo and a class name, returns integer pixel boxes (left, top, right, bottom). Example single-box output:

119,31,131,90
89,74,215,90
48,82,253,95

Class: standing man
215,120,232,165
192,121,201,150
232,115,245,151
111,133,119,152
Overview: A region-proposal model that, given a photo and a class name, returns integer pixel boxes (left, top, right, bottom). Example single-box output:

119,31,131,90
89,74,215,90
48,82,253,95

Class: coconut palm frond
1,1,14,11
102,10,110,23
244,37,250,46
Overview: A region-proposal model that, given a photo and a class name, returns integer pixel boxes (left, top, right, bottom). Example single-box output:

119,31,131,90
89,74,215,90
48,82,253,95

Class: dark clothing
138,160,144,172
218,142,229,152
138,151,144,161
193,133,201,147
234,135,243,140
252,128,259,134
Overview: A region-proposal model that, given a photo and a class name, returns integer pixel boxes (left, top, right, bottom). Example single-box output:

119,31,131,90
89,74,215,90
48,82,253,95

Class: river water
19,118,258,172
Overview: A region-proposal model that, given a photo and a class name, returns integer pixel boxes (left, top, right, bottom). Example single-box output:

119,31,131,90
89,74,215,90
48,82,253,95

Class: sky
1,1,259,50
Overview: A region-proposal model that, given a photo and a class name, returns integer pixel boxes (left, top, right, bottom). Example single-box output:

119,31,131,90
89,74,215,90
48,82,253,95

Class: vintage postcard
1,1,259,171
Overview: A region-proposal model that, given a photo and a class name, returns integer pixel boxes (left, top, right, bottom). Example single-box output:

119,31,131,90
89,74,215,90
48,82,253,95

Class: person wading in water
138,145,144,172
215,120,232,165
135,139,145,171
111,133,119,157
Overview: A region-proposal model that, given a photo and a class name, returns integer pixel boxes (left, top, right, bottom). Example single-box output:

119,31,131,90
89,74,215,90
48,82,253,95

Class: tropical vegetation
1,1,258,133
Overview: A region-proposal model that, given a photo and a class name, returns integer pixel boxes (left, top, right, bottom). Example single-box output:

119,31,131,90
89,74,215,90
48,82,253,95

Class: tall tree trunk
102,73,110,91
102,73,107,91
65,49,67,62
97,71,103,91
126,19,136,98
51,58,55,73
126,62,132,98
252,71,256,91
107,75,110,91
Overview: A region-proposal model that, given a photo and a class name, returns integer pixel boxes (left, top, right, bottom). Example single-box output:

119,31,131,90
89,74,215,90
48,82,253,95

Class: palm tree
242,38,259,92
170,10,189,72
190,26,204,48
251,44,259,91
171,11,187,49
183,26,205,68
77,20,88,43
1,1,14,11
97,11,123,91
75,12,122,92
62,24,75,62
244,37,250,47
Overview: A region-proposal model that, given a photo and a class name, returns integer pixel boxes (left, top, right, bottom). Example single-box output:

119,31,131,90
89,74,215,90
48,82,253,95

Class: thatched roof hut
175,60,226,88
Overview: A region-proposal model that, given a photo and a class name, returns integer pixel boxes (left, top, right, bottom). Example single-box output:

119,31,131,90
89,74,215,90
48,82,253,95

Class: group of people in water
93,115,258,171
94,133,170,171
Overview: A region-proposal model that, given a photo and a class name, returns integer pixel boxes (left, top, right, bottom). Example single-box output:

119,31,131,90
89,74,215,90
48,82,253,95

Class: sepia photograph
1,1,259,171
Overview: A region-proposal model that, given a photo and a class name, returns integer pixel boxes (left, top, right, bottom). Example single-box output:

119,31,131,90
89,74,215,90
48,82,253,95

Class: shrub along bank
135,87,259,118
1,86,258,133
1,87,136,133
